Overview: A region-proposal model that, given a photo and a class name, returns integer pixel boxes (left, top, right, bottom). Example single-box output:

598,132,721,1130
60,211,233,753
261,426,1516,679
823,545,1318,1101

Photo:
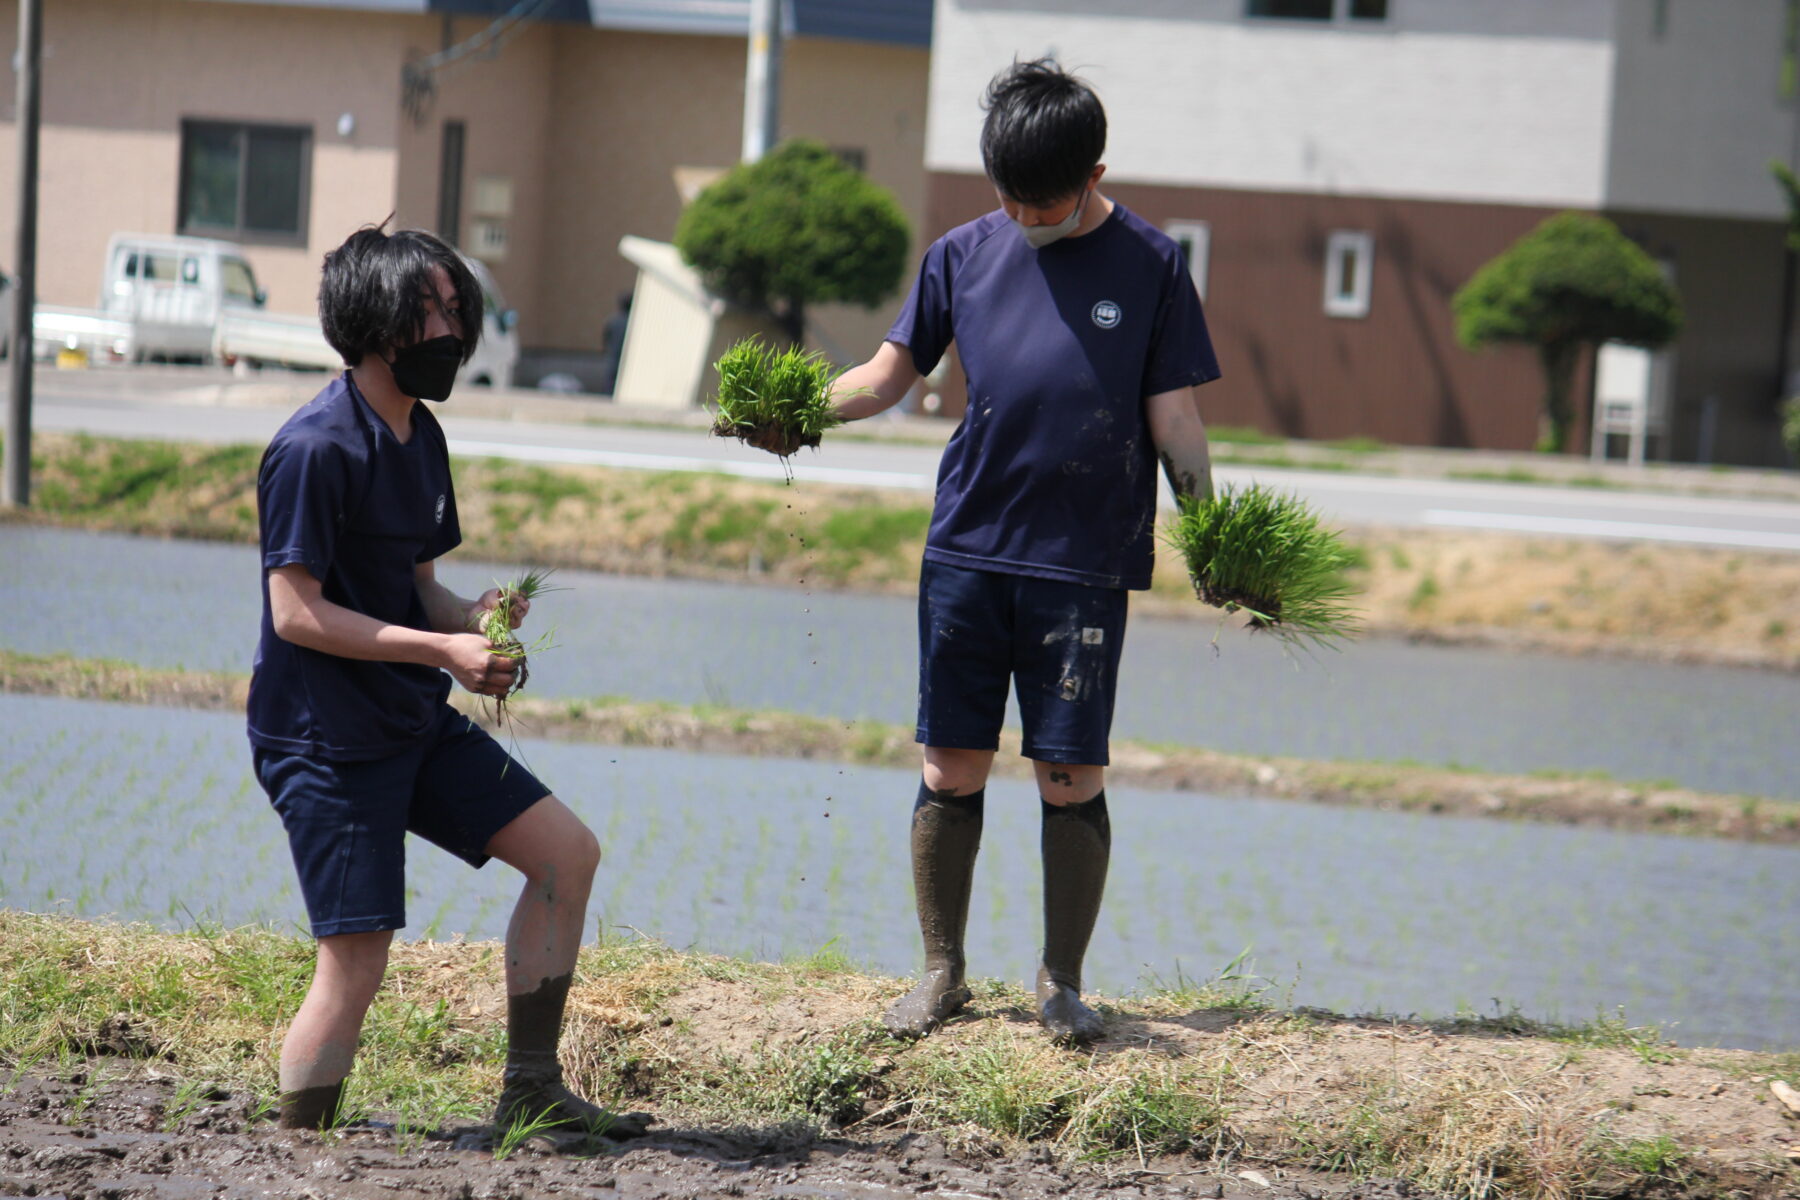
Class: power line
403,0,560,124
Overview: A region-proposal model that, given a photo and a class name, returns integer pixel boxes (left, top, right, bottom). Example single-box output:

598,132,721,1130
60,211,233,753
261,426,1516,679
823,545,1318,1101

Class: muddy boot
494,973,655,1139
276,1079,344,1131
1037,792,1110,1046
883,782,984,1039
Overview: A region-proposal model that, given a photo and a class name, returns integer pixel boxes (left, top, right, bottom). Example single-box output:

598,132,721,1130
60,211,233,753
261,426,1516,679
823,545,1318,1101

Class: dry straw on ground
2,914,1795,1200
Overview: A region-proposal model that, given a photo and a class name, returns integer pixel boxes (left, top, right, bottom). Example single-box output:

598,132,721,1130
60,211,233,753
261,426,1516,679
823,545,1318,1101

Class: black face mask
388,334,463,402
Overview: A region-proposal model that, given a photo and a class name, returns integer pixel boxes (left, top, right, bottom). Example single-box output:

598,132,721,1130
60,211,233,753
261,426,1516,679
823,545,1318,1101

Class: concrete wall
1606,0,1797,221
0,0,416,315
535,29,928,359
0,1,928,372
393,19,557,332
1609,209,1791,466
926,0,1617,207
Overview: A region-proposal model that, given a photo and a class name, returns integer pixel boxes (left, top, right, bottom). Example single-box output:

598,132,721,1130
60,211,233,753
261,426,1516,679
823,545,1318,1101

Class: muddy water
6,526,1799,798
7,694,1796,1050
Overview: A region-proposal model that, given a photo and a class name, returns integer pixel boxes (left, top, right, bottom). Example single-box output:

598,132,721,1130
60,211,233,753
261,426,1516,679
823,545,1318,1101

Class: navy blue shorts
915,559,1128,765
253,704,551,939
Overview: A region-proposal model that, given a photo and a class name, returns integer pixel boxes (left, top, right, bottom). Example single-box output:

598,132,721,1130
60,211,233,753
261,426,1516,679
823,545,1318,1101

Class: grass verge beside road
2,912,1795,1199
5,432,1800,669
5,649,1794,845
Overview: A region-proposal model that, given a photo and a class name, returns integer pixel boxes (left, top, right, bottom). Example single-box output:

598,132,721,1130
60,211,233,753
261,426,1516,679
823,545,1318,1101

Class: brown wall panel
927,171,1558,451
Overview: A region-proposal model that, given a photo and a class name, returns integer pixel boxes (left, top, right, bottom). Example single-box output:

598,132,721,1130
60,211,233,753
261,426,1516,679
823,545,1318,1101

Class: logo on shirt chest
435,494,446,524
1091,300,1121,329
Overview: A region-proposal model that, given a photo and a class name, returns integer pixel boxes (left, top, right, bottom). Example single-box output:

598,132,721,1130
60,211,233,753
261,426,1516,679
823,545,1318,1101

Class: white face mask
1014,187,1089,249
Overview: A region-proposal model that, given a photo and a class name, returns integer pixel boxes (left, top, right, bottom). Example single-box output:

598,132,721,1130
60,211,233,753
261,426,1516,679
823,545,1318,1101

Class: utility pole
740,0,781,162
4,0,40,508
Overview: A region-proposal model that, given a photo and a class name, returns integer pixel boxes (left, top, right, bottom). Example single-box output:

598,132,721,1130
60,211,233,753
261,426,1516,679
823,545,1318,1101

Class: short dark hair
318,225,483,367
979,58,1106,207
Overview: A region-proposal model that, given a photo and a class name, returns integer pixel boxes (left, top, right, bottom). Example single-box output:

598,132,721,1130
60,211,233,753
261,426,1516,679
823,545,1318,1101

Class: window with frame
1245,0,1386,20
179,120,311,241
1164,220,1211,302
1323,230,1373,318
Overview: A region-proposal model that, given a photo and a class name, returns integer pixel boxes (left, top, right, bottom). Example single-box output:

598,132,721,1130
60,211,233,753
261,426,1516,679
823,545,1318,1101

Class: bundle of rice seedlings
710,338,845,460
481,567,560,712
1165,484,1361,649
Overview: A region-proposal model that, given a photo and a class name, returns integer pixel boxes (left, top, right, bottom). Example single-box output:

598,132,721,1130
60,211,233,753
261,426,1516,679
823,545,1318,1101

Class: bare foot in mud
1035,969,1104,1045
881,970,970,1039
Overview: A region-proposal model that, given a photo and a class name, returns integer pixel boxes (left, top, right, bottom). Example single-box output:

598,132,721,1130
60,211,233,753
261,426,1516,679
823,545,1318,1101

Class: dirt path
3,913,1797,1200
0,1071,1403,1200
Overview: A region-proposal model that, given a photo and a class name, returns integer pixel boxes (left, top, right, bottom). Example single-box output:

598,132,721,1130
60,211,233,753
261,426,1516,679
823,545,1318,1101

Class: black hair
318,224,483,367
979,58,1106,207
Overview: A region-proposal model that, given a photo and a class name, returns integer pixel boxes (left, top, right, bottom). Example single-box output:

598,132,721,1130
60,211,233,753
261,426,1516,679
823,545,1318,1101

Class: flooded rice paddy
6,693,1795,1050
5,526,1799,799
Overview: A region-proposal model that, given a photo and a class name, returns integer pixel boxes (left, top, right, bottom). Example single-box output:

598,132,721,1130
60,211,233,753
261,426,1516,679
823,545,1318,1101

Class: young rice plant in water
1167,484,1361,649
711,338,845,463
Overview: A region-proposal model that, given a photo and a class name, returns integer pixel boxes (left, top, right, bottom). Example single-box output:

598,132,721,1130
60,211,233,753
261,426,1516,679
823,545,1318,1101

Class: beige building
0,0,930,382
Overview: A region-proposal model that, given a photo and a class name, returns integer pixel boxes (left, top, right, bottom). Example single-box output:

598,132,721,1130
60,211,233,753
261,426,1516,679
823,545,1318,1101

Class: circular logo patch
1091,300,1121,329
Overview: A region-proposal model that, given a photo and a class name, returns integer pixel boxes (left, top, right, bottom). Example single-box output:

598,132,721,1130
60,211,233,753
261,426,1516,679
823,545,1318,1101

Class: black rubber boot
1037,791,1110,1045
276,1080,344,1131
494,972,655,1139
884,782,984,1039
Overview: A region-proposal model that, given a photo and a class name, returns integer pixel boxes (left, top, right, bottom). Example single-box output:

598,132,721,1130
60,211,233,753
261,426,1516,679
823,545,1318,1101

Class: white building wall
927,0,1618,208
1605,0,1795,220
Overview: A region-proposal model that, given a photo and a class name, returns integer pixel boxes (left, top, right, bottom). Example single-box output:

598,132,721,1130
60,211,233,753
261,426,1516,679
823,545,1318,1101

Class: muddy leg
884,778,985,1038
277,930,391,1129
486,796,653,1138
1037,790,1110,1045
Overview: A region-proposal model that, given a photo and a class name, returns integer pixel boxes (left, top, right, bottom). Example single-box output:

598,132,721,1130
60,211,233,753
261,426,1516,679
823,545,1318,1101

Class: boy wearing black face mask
825,60,1220,1045
248,225,654,1140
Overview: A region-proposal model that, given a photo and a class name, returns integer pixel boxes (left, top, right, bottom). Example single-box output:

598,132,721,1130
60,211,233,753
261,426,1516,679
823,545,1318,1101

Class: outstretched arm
1145,386,1213,506
830,340,921,422
267,564,516,697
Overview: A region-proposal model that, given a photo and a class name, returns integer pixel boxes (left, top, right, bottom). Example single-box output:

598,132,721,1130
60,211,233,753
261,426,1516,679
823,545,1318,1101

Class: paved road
23,366,1800,551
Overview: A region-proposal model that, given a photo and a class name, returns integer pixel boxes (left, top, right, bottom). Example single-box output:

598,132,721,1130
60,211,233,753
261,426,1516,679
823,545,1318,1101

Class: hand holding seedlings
1166,484,1362,651
475,568,561,714
444,634,519,697
710,338,849,465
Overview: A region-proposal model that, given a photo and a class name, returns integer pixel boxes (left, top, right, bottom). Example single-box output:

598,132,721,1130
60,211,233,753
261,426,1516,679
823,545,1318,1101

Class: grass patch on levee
5,647,1799,846
2,914,1794,1198
8,432,1800,667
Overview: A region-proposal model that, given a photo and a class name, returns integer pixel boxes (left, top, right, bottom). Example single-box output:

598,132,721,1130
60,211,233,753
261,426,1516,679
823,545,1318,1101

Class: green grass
710,338,846,455
1165,484,1362,648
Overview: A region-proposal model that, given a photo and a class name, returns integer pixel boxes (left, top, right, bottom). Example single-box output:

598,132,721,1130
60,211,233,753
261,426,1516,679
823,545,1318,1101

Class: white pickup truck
6,234,518,387
215,256,519,388
1,233,259,363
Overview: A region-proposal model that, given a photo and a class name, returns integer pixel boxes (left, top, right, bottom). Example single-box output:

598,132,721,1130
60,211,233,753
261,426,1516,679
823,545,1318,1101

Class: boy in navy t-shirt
828,60,1220,1044
249,226,651,1138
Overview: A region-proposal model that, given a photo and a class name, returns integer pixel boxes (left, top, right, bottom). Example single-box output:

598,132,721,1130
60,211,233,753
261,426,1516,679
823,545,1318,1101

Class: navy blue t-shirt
888,203,1220,590
248,373,462,761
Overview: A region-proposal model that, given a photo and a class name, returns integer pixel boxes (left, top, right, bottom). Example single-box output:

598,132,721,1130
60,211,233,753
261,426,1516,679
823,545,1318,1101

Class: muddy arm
1145,385,1213,505
830,340,919,422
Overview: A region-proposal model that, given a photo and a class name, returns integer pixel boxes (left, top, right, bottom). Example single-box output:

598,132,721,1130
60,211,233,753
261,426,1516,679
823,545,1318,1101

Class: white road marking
1424,508,1800,552
446,438,933,490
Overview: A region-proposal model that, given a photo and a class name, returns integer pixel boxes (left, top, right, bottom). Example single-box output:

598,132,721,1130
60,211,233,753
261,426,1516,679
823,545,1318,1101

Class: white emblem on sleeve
435,494,446,524
1091,300,1121,329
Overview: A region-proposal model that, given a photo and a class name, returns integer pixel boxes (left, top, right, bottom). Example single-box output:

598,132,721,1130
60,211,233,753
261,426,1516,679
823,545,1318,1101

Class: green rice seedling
480,567,561,702
710,338,848,465
1165,484,1362,649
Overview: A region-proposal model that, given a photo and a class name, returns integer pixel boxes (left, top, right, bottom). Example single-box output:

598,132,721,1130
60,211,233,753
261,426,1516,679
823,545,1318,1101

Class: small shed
613,235,782,410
